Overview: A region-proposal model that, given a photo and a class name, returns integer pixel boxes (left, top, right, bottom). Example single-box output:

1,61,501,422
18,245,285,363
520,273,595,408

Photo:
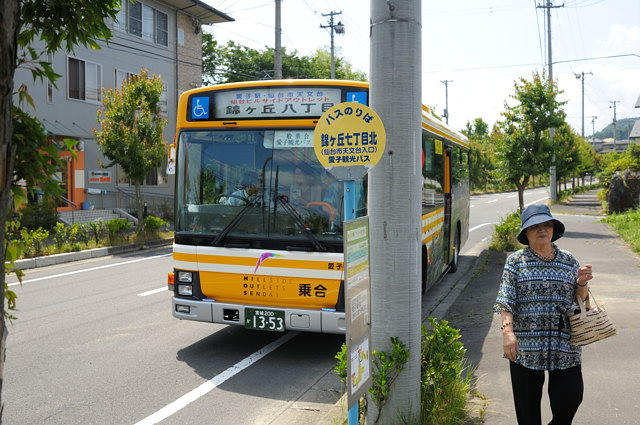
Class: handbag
569,289,616,347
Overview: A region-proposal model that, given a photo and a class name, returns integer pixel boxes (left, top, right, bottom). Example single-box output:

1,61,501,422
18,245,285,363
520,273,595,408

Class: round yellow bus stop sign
313,102,386,180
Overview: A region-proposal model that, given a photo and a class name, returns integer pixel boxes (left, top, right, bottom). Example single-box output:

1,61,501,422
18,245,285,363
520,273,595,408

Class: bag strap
574,289,600,317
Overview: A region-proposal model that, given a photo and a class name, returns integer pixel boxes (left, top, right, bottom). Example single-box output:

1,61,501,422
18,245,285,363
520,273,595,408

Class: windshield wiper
212,197,259,247
274,194,327,252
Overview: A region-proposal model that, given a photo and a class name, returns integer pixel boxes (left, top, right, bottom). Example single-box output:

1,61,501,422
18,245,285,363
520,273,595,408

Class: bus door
443,148,453,268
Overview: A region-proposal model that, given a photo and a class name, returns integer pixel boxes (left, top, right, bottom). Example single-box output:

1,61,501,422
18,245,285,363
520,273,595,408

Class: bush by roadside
10,215,171,260
334,319,482,425
489,211,522,252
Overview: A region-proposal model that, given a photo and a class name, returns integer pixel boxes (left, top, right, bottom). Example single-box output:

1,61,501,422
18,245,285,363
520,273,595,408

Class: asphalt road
4,248,345,425
3,186,550,425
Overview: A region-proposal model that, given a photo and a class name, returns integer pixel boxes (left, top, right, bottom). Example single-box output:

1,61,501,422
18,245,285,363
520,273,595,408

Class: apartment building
13,0,232,216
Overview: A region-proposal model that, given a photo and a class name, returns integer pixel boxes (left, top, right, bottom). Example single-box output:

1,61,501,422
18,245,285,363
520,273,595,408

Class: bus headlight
177,271,193,283
178,284,193,296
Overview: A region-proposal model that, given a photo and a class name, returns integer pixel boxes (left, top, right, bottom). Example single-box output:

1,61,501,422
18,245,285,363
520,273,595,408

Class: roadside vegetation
335,318,482,425
9,205,171,261
601,209,640,254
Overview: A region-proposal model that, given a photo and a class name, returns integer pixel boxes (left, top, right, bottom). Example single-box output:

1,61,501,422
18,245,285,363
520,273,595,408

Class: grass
601,208,640,254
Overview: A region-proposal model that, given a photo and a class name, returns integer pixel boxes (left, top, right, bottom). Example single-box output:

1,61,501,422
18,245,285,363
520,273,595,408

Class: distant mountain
592,117,639,140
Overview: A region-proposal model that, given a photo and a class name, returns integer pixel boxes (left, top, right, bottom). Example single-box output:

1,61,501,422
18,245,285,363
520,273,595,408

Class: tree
202,35,367,84
494,71,566,211
462,118,496,191
94,69,167,231
553,123,581,189
0,0,120,413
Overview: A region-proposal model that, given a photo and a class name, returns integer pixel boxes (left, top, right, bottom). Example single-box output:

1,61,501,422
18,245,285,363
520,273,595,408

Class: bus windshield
175,129,365,250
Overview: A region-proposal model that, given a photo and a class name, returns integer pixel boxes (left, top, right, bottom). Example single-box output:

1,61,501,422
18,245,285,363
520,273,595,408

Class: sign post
313,101,386,424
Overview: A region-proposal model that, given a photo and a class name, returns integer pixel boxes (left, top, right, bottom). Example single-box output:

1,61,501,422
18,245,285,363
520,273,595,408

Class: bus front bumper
172,297,346,334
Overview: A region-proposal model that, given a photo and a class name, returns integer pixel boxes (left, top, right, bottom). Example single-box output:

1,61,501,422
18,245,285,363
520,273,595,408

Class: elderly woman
494,204,592,425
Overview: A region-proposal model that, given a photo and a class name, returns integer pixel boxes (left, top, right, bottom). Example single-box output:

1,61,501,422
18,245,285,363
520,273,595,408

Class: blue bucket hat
517,204,565,245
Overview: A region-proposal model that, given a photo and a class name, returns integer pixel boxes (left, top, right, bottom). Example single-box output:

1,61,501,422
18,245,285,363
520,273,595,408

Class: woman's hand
576,264,593,301
503,331,518,361
577,264,593,285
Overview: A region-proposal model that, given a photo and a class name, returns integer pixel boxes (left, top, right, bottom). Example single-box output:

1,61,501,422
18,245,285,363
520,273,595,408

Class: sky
205,0,640,137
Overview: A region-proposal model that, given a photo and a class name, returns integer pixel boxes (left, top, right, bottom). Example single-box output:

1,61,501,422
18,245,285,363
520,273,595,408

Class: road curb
14,237,173,271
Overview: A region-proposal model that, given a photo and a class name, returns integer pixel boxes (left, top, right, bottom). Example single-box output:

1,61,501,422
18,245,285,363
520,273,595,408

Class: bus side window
422,136,444,209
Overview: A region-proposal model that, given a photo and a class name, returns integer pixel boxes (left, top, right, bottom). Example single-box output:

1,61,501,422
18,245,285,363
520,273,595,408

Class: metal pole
610,100,618,151
574,72,592,139
274,0,282,79
368,0,422,423
441,80,452,125
538,0,563,202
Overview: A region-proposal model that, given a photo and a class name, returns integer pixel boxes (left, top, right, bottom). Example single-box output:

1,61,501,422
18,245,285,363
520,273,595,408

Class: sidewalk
283,189,640,425
444,190,640,424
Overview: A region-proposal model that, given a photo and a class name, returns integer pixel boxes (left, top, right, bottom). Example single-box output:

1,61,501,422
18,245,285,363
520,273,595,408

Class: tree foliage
202,34,367,84
13,106,76,200
95,69,167,231
463,118,496,191
1,0,122,414
494,71,566,210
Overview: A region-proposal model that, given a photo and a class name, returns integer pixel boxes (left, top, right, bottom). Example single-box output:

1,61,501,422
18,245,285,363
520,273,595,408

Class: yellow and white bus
168,80,469,334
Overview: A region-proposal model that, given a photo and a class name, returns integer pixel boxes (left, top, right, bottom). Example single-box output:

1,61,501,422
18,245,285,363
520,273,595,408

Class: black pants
509,361,583,425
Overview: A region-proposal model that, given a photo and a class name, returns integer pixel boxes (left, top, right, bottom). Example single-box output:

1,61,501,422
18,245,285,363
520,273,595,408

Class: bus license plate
244,308,286,332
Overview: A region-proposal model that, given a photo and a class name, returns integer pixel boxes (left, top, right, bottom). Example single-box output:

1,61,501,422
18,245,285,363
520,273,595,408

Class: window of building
115,69,139,89
129,1,142,37
156,10,168,46
117,164,168,187
114,0,127,32
142,5,154,41
68,57,101,102
118,1,168,47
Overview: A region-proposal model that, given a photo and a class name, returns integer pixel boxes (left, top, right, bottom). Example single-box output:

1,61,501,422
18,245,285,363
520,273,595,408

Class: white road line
485,199,498,204
469,222,497,232
507,194,516,198
134,331,300,425
8,253,172,287
525,196,549,207
138,287,167,297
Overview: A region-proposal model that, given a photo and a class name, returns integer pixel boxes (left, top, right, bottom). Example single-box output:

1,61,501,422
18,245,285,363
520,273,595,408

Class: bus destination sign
207,87,343,120
313,102,386,180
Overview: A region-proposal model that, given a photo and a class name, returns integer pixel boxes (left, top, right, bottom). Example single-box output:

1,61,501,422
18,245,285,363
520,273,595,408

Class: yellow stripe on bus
174,251,342,271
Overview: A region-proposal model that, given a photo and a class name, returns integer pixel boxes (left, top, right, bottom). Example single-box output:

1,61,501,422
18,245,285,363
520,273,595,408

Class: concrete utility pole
575,71,592,139
368,0,422,423
320,11,345,79
610,100,618,151
441,80,452,125
537,0,563,202
591,115,598,143
274,0,282,79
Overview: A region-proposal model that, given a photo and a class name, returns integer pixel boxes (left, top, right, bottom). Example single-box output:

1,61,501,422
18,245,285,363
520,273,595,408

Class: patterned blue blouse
494,243,582,371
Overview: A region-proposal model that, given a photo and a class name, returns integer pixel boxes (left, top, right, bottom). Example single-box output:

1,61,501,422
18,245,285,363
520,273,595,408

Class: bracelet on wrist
576,281,588,287
500,322,512,331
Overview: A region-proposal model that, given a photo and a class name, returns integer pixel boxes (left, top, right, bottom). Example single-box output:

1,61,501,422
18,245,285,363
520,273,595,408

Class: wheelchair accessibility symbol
192,96,209,119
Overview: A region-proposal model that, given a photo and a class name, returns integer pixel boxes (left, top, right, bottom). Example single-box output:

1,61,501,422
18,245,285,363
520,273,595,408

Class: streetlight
320,11,344,79
574,71,592,139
